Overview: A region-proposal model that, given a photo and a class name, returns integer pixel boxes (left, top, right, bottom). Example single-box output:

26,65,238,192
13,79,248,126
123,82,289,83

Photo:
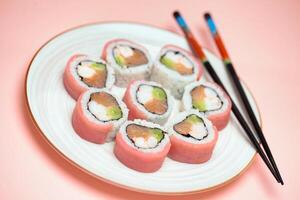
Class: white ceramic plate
26,22,260,194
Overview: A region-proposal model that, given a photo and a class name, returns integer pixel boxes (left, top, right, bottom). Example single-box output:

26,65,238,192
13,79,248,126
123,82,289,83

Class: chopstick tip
172,11,188,29
204,12,212,20
173,11,181,18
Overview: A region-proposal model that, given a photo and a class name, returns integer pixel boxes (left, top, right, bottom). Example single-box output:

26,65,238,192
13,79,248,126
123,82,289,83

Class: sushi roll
63,54,115,100
114,120,171,173
72,89,128,144
123,80,174,125
168,110,218,164
150,45,203,99
102,39,152,87
182,81,232,130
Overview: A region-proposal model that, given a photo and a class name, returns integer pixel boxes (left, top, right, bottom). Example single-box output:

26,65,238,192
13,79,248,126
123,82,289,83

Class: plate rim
24,21,260,195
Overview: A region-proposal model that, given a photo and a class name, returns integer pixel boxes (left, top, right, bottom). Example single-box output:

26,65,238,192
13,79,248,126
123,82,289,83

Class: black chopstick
203,12,283,185
173,11,282,184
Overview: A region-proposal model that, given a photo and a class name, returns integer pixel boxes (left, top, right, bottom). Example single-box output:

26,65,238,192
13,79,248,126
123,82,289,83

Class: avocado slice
151,128,164,142
160,56,176,69
114,55,126,67
90,62,106,71
187,114,203,124
192,100,207,112
107,106,122,120
152,87,167,101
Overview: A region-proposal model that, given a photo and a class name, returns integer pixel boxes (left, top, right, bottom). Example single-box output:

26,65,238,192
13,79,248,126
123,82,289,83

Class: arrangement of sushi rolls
72,89,128,144
63,54,115,99
151,45,203,99
102,39,152,87
167,110,218,164
61,39,236,172
182,81,232,130
123,80,174,125
114,120,171,172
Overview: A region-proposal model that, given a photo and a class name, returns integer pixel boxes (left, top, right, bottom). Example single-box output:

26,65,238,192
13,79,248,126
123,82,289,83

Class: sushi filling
160,50,194,75
76,60,107,88
126,124,165,149
173,114,208,140
136,84,168,115
113,45,148,68
191,85,223,112
87,92,122,122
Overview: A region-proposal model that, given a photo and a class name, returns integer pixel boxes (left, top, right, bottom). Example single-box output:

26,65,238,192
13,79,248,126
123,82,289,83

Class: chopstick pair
203,13,283,184
173,11,284,184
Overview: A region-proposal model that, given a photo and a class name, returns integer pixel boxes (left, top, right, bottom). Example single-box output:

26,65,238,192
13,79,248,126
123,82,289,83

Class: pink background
1,0,300,199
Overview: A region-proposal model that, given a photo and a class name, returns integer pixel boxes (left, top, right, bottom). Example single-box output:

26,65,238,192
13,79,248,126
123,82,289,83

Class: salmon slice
136,84,168,115
173,114,204,136
83,69,106,88
126,124,151,140
175,63,193,75
191,86,206,101
144,99,167,115
90,92,118,107
173,121,192,135
126,124,164,143
114,46,148,68
77,61,107,88
125,49,148,67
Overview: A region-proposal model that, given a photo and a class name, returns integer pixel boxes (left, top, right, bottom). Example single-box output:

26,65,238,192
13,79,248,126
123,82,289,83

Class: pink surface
0,0,300,199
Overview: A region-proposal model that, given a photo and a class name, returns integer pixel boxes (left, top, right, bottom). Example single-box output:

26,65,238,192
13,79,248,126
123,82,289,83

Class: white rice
80,88,128,142
182,81,230,116
88,101,110,121
118,119,170,153
104,40,153,87
150,46,200,99
136,85,153,104
167,110,215,144
77,64,95,78
113,45,135,59
70,55,115,89
133,136,157,149
129,80,174,125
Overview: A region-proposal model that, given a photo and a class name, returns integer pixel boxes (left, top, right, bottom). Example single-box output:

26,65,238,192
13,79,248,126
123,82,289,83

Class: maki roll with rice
167,110,218,164
183,81,232,130
63,54,115,100
72,89,128,144
102,39,152,87
123,80,174,125
151,45,203,99
114,120,170,173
